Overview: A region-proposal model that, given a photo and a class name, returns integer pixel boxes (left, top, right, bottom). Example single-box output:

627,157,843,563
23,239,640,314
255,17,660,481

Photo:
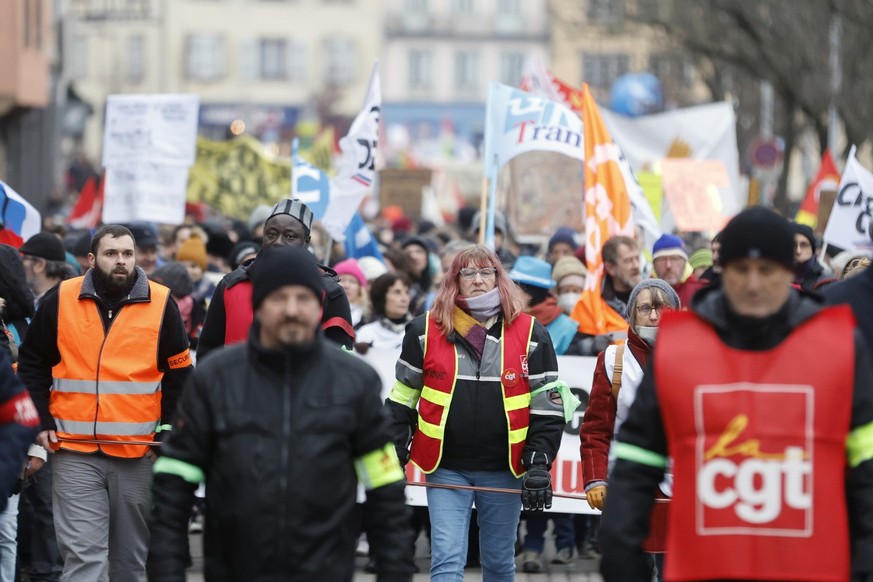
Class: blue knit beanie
652,234,687,261
548,227,578,251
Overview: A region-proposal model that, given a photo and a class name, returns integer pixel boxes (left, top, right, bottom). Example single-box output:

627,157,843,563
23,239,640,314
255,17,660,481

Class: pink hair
430,245,527,336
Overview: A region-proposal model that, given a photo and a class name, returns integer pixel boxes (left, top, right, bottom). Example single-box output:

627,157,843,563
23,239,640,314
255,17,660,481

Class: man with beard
571,235,644,355
18,224,192,582
197,198,354,359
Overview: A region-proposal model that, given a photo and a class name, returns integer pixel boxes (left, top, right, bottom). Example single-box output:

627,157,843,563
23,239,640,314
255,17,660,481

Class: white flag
321,63,381,241
823,146,873,252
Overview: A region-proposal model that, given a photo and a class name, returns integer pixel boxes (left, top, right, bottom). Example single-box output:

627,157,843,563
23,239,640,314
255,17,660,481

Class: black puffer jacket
147,325,414,582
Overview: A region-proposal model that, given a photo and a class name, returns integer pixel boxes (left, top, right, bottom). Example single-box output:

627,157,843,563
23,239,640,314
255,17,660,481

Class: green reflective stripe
508,426,528,444
613,442,668,469
52,378,160,395
847,420,873,468
421,385,451,407
387,381,421,409
355,443,405,490
505,393,531,410
55,419,158,437
153,457,205,484
417,417,442,439
155,424,173,434
341,345,354,353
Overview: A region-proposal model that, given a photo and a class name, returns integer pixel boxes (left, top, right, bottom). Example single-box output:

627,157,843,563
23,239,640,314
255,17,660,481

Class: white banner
102,162,189,225
102,94,200,167
601,102,742,218
484,82,585,175
356,347,601,514
322,64,381,241
823,146,873,251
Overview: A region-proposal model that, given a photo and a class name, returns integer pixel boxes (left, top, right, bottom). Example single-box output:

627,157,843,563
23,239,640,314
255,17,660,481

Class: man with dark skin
197,198,354,359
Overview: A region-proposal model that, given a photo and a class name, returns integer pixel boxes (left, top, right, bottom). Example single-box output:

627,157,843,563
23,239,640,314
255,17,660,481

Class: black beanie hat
250,246,323,309
792,222,817,253
719,207,794,269
20,232,66,262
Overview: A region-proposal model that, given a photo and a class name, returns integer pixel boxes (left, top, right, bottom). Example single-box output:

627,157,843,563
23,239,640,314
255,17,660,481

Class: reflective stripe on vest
655,307,854,582
224,280,254,346
410,312,535,477
50,277,168,458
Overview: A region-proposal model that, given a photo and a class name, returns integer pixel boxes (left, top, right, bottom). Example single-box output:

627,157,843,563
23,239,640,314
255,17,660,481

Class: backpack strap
610,343,626,399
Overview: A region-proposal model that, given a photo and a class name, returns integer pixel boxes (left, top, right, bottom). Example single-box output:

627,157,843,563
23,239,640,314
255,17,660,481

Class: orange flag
795,150,839,228
571,84,635,337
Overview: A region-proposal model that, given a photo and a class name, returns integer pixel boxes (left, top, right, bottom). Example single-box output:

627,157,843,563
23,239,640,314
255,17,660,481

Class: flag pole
478,176,488,245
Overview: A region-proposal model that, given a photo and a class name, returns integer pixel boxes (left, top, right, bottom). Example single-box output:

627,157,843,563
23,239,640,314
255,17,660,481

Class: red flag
67,176,103,229
795,150,839,228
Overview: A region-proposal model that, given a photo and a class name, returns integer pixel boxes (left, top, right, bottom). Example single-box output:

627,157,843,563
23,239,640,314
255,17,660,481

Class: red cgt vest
655,307,854,581
410,313,535,477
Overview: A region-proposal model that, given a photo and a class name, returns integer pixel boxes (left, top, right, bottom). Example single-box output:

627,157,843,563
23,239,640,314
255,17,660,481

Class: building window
408,49,432,91
497,0,521,15
286,40,307,82
454,50,479,94
69,35,88,80
583,53,629,88
127,35,145,83
185,34,226,83
453,0,473,13
322,38,357,85
406,0,427,12
500,52,524,87
259,38,287,80
587,0,623,24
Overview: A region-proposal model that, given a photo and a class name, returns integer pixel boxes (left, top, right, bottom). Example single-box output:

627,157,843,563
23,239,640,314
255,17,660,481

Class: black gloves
521,453,552,511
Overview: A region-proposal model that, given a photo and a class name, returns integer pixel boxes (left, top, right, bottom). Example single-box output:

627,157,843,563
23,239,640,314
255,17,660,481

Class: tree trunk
774,104,797,214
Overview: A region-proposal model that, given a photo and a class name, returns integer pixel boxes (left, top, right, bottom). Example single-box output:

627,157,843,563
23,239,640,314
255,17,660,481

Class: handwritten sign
660,159,729,233
102,94,200,166
102,163,189,225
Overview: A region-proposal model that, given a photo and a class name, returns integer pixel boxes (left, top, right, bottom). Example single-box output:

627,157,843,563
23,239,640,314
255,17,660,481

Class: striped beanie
268,198,314,233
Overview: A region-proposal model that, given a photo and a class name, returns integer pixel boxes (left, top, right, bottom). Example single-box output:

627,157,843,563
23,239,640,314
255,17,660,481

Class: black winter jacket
599,286,873,581
147,326,414,582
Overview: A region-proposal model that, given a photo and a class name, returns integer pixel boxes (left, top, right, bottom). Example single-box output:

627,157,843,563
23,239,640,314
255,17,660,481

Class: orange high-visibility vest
50,277,169,458
410,312,535,477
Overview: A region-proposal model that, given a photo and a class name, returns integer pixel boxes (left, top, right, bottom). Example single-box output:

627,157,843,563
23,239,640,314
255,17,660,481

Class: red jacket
673,274,707,308
580,329,651,488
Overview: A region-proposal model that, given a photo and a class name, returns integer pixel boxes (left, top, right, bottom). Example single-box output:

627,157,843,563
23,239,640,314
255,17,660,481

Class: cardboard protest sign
823,147,873,251
660,159,729,233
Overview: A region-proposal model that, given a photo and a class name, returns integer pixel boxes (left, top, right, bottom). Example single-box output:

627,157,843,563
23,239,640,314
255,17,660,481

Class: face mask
636,325,659,345
557,292,581,314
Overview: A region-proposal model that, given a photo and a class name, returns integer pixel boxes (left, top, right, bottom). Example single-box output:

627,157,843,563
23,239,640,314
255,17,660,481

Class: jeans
522,512,576,553
0,494,19,582
426,468,521,582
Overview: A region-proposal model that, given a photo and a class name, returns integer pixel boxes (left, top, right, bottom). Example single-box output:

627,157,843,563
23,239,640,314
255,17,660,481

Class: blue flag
343,212,384,262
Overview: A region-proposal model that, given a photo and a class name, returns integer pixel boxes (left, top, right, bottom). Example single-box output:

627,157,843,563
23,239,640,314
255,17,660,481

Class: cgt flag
822,146,873,252
795,150,840,228
322,63,381,241
571,84,635,337
0,181,41,248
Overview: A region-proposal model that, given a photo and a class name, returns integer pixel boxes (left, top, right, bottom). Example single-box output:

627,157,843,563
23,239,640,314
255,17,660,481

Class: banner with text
102,94,199,225
823,146,873,252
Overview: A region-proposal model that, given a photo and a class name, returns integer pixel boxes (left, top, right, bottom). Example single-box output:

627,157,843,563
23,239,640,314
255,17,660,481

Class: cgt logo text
695,385,813,536
698,415,810,524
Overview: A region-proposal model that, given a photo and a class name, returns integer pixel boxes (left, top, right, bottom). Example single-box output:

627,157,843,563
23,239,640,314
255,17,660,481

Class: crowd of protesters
0,195,871,581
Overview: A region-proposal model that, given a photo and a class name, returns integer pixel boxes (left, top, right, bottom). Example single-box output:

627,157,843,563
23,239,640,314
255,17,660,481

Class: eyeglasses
459,267,497,280
636,304,668,316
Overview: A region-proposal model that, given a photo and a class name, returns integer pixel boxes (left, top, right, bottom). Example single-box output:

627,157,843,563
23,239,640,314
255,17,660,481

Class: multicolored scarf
451,306,489,361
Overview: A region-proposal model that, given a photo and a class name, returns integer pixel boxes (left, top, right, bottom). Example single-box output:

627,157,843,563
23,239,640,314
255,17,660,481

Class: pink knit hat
333,258,367,287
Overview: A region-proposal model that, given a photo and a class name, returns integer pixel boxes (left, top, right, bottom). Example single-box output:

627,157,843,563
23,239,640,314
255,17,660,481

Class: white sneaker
356,536,370,557
552,547,573,564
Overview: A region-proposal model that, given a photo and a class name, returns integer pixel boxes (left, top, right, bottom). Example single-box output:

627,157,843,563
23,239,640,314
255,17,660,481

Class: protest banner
600,102,742,218
378,168,431,220
291,138,331,219
796,150,840,230
823,146,873,252
660,159,729,233
102,94,199,225
186,136,291,220
356,346,600,514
